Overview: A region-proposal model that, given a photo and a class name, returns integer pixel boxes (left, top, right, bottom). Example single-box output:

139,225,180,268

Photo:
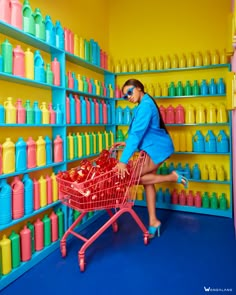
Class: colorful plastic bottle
48,103,56,124
38,176,47,207
175,104,185,123
46,175,52,204
176,81,183,96
216,130,229,153
25,48,34,80
85,96,91,124
166,105,175,123
25,100,34,124
33,178,40,210
34,218,44,251
183,163,191,179
0,104,5,123
179,54,186,68
22,174,33,215
0,0,10,23
27,221,35,253
179,190,186,206
36,136,46,166
219,193,227,210
42,214,51,246
192,163,201,180
187,53,194,67
200,80,208,95
72,133,78,158
20,225,31,261
34,8,45,41
54,135,63,162
66,96,70,124
209,165,217,181
192,80,200,95
209,78,217,95
184,80,192,96
202,192,210,208
55,104,63,124
196,104,206,124
186,190,194,206
45,15,55,46
217,78,225,94
216,104,227,123
204,130,216,153
15,137,27,171
195,52,203,66
55,21,64,50
22,0,35,35
207,104,216,123
203,51,211,66
40,102,49,124
51,57,61,86
186,132,193,152
159,105,166,123
194,191,202,207
50,211,58,242
16,99,26,124
34,50,45,83
56,208,64,238
9,230,20,268
171,189,179,204
45,136,52,164
201,165,209,180
2,137,15,173
168,82,175,96
13,45,25,77
10,0,22,29
4,97,16,123
0,235,12,275
69,94,76,124
217,166,225,181
27,137,36,168
172,133,180,151
45,63,53,84
2,39,13,74
11,176,24,219
210,192,218,209
0,179,11,225
51,172,58,202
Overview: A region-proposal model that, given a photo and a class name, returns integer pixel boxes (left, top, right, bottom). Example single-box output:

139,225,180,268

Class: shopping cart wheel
61,245,67,257
112,222,119,233
79,258,85,272
144,236,149,245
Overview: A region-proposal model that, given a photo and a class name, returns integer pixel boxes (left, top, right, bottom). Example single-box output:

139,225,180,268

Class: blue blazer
120,94,174,164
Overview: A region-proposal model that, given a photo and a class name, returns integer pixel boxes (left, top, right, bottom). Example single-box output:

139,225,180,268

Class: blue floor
1,207,236,295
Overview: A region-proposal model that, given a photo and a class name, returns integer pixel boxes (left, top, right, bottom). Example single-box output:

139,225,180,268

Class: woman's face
122,85,143,103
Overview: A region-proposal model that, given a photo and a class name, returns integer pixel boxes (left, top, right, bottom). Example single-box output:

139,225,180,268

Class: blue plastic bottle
45,15,55,46
164,188,171,204
0,55,3,71
89,98,95,124
124,106,132,124
216,130,229,153
192,163,201,180
69,94,76,124
168,162,175,173
183,163,191,179
34,50,45,83
80,96,86,124
22,174,33,215
200,80,208,95
0,179,12,225
209,78,217,95
0,104,5,123
116,106,123,124
99,100,103,124
217,78,225,94
157,188,164,203
33,101,42,124
15,137,27,171
204,130,216,153
90,79,96,94
193,130,205,152
44,136,52,164
55,21,64,50
55,104,63,124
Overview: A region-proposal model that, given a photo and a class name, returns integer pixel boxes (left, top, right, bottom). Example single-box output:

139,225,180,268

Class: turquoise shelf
66,88,114,101
66,52,113,75
135,200,232,218
0,72,64,90
0,201,61,231
0,20,63,54
0,124,65,127
0,162,65,179
115,63,231,75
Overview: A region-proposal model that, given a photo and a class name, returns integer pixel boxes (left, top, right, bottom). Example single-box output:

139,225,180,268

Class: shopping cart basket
56,143,149,271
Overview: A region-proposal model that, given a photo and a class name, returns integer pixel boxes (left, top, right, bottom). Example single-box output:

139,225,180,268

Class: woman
116,79,188,238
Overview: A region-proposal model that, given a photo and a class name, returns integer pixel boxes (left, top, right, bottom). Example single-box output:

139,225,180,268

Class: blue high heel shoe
148,224,161,238
175,170,189,189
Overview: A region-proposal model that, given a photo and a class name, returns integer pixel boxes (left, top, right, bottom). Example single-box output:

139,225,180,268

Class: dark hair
122,79,168,133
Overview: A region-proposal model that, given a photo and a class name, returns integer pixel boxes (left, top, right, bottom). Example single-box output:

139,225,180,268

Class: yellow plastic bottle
187,52,194,67
186,132,193,152
4,97,16,124
36,136,46,166
51,172,58,202
40,102,49,124
185,104,195,124
0,235,12,275
217,166,225,181
203,51,211,66
67,132,74,160
164,55,171,69
155,83,162,96
217,104,228,123
171,54,179,68
76,132,83,158
25,48,34,79
220,49,227,64
209,165,217,181
179,54,186,68
98,132,103,152
207,104,216,123
195,51,203,66
84,132,90,155
92,132,96,153
95,79,100,95
2,137,15,174
74,34,79,56
77,74,83,91
109,84,114,98
136,59,142,71
196,104,206,124
129,59,135,72
162,83,169,96
173,133,180,152
202,165,209,180
179,132,186,152
121,59,128,72
157,56,164,70
211,50,220,65
109,131,114,146
79,37,85,59
149,57,156,70
142,57,149,71
115,60,121,73
38,176,47,207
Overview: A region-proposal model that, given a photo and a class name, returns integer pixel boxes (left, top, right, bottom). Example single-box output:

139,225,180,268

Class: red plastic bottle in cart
26,137,36,168
11,176,24,219
54,135,63,162
34,218,44,251
46,175,52,204
20,225,31,261
51,57,60,86
50,211,58,242
33,178,40,210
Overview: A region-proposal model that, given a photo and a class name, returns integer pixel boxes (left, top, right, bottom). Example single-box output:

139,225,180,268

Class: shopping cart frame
57,143,149,271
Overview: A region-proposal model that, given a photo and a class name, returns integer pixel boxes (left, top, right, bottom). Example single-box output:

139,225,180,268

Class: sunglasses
122,86,135,99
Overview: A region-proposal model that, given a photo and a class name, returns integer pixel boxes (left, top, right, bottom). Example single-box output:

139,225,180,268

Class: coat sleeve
120,102,153,164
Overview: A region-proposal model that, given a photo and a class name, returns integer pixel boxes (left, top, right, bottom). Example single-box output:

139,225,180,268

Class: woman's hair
122,79,168,133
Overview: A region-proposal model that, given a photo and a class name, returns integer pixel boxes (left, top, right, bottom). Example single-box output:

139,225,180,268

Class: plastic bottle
26,137,36,168
34,218,44,251
4,97,16,124
22,174,33,215
217,78,226,94
216,130,229,153
56,208,64,238
217,166,225,181
0,235,12,275
179,190,186,205
51,172,58,202
203,51,211,66
171,189,179,204
219,193,227,210
72,133,78,158
185,104,195,124
54,135,63,163
11,176,24,219
9,230,20,268
160,162,169,175
204,130,216,153
210,192,218,209
0,179,12,225
16,99,26,124
27,221,35,253
186,190,194,206
3,137,15,173
13,45,25,77
0,144,2,174
211,50,219,65
201,165,209,180
25,48,34,80
48,103,55,124
34,8,46,41
36,136,46,166
33,178,40,210
0,104,5,123
186,132,193,152
179,132,186,152
207,104,216,123
192,163,201,180
195,52,203,66
0,0,10,23
22,0,35,35
10,0,22,29
209,165,217,181
164,55,171,69
196,104,206,124
55,104,63,124
34,50,45,83
216,104,227,123
45,64,53,84
40,102,49,124
45,175,52,204
25,100,34,124
2,39,13,74
176,81,183,96
55,21,64,50
38,176,47,207
200,80,208,95
69,94,76,124
166,105,175,123
15,137,27,171
183,163,191,179
192,80,200,95
194,191,202,207
179,54,186,68
50,211,58,242
45,15,55,46
175,105,185,123
20,225,32,261
184,80,192,96
209,78,217,95
202,192,210,208
168,82,176,96
51,57,60,86
44,136,52,164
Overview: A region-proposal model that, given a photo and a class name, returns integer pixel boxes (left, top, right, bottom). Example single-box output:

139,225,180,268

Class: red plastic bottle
20,225,31,261
54,135,63,163
74,95,81,124
51,57,60,86
166,105,175,124
66,96,70,124
48,103,56,124
11,176,24,219
115,86,121,98
100,50,104,68
85,97,91,124
0,0,10,23
87,78,92,93
171,189,179,204
13,45,25,77
175,104,185,124
68,71,74,89
101,100,108,124
46,175,52,204
159,105,166,123
16,99,26,124
34,218,44,251
33,178,40,210
93,99,99,124
50,211,58,242
194,191,202,207
179,190,186,205
187,190,194,206
64,28,69,52
27,137,36,169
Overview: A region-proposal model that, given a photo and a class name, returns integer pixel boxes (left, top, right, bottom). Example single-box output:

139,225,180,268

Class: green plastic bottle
9,231,20,269
34,8,46,41
80,132,86,156
210,192,218,209
176,81,183,96
101,132,106,149
42,214,51,247
73,133,78,159
25,100,34,124
22,0,35,36
192,80,200,95
95,132,99,153
84,40,90,62
65,75,68,88
219,193,227,210
184,81,192,96
56,208,64,239
1,39,13,74
45,64,54,84
202,192,210,208
116,129,124,142
27,221,35,253
160,162,169,175
168,82,176,96
89,132,94,154
82,76,88,92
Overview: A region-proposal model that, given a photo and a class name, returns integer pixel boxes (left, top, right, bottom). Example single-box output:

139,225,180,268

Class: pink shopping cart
56,143,149,271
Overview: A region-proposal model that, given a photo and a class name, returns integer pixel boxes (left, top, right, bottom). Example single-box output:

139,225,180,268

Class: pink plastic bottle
102,82,107,97
64,28,69,52
87,78,92,93
34,218,44,251
187,190,194,206
68,29,74,54
101,100,108,124
194,191,202,207
0,0,10,23
166,105,175,124
175,104,185,124
46,175,52,204
159,105,166,123
85,97,91,124
13,45,25,77
100,50,104,68
68,72,74,89
33,178,40,210
115,86,121,98
0,144,2,174
11,176,24,219
93,99,99,124
26,137,36,168
66,96,70,124
10,0,22,29
50,211,58,242
54,135,63,163
179,190,186,205
171,189,179,204
20,225,31,261
51,57,61,86
48,103,56,124
104,52,108,69
15,99,26,124
74,95,81,124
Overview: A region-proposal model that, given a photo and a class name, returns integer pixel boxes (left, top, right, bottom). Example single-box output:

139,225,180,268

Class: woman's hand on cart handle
115,162,130,179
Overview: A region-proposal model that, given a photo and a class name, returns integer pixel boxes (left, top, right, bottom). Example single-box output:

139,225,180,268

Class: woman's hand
115,162,129,179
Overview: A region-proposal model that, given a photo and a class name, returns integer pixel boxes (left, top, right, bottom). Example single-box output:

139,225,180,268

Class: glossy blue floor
1,207,236,295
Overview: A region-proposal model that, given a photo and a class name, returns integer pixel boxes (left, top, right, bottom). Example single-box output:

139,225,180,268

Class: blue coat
120,94,174,164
